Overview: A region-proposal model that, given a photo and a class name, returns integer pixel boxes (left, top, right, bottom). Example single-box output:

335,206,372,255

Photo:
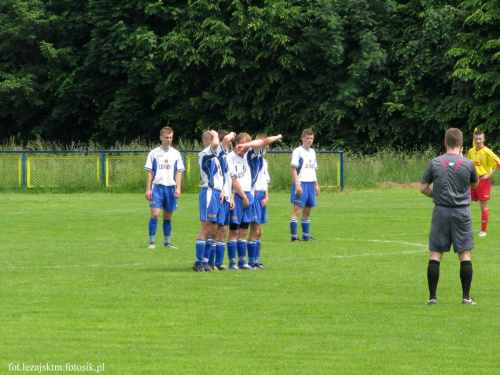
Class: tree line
0,0,498,152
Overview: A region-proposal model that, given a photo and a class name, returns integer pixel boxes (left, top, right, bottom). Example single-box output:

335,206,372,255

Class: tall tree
448,0,500,146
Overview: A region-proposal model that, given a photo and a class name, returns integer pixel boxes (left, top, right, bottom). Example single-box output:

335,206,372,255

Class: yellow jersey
467,146,500,176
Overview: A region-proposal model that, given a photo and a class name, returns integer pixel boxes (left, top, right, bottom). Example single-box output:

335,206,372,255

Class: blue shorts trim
150,185,178,211
199,187,221,222
290,182,316,208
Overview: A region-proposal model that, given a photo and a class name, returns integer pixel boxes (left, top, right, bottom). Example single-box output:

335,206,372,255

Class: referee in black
420,128,479,305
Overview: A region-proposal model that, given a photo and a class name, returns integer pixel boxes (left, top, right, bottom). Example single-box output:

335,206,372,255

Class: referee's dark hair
445,128,463,148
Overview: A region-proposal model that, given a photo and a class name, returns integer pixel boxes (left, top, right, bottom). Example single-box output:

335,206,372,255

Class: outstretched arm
235,134,282,154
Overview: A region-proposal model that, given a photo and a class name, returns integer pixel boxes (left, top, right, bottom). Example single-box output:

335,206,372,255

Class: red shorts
471,177,491,201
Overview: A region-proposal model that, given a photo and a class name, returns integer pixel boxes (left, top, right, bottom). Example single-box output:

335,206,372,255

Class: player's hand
145,189,152,200
315,186,321,196
262,197,269,207
174,187,181,199
230,195,235,210
242,196,250,208
295,184,303,197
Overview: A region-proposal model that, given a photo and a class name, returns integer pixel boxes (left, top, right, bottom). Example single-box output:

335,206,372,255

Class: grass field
1,189,499,374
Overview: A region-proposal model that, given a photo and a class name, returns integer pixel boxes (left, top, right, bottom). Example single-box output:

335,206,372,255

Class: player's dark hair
474,130,484,137
445,128,462,148
217,130,229,140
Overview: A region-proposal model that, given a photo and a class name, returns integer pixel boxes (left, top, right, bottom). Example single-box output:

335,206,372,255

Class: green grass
1,189,499,374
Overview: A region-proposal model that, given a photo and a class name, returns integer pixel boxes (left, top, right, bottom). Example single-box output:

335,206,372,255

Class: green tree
448,0,500,146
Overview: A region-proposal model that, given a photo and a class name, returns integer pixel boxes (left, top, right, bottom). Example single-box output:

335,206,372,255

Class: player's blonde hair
235,132,251,144
160,127,173,136
302,129,314,137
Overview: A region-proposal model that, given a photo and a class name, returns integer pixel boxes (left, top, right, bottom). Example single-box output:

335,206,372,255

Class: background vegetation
1,0,499,152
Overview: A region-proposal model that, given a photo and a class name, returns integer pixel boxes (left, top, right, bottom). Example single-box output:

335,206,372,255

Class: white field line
1,238,427,270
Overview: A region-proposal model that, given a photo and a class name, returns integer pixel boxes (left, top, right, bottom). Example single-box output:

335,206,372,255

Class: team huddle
144,127,320,272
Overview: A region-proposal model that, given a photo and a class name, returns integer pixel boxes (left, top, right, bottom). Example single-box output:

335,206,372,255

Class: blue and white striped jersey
144,146,185,187
291,146,318,182
199,145,224,190
227,148,265,192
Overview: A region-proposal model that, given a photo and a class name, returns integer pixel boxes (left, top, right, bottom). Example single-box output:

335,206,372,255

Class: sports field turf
1,189,499,374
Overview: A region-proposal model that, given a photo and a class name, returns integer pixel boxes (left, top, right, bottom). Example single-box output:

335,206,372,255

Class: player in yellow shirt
466,130,500,236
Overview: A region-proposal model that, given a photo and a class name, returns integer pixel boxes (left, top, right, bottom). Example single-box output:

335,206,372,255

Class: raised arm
235,134,282,154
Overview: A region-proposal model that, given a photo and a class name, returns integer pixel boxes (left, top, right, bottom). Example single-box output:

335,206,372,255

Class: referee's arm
420,182,433,198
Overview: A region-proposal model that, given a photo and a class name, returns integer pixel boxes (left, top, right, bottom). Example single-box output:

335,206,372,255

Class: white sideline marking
1,239,428,270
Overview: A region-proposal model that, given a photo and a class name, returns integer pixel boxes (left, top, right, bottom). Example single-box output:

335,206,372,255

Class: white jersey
227,148,265,192
217,144,232,201
291,146,318,182
199,145,224,190
144,146,185,187
254,159,270,192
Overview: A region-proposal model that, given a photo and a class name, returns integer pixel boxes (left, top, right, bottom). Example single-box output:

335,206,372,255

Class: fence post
21,152,27,188
100,151,106,186
340,151,344,191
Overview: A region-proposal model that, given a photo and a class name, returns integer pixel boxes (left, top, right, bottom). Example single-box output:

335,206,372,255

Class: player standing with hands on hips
466,130,500,237
144,127,185,249
290,129,320,242
420,128,478,305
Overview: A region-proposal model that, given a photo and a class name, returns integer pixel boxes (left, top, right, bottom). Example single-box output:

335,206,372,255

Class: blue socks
163,219,172,245
195,239,206,266
227,240,237,267
290,219,298,239
301,219,310,240
215,241,225,267
247,240,257,265
149,218,174,245
149,218,158,243
237,240,247,266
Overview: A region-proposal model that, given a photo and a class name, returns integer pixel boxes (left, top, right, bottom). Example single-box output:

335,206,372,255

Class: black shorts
429,205,474,253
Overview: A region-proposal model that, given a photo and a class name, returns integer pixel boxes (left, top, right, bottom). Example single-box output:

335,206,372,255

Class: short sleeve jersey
254,159,270,191
227,148,265,192
199,145,224,190
144,146,185,187
421,153,478,207
291,146,318,182
466,146,500,177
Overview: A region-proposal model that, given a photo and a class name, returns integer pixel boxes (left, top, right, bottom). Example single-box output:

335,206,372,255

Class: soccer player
211,130,237,271
144,126,185,249
193,130,223,272
420,128,478,305
466,130,500,237
227,133,282,270
289,129,320,242
248,134,272,269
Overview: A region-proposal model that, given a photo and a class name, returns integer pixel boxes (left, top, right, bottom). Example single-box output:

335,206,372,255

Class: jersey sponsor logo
159,164,171,169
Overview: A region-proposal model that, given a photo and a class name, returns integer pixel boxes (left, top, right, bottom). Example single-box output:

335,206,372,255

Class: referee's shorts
429,205,474,253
